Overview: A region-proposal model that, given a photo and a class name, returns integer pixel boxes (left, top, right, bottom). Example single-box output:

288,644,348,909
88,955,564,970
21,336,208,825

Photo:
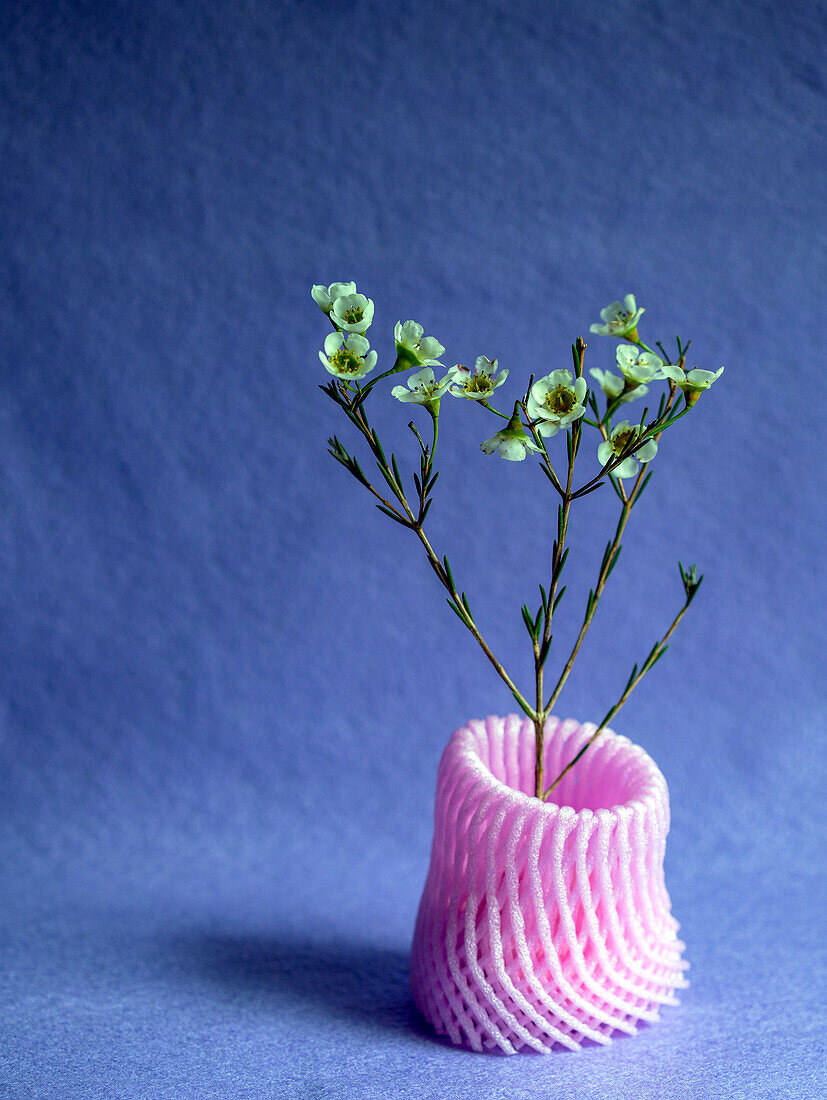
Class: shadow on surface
173,932,649,1056
177,933,436,1040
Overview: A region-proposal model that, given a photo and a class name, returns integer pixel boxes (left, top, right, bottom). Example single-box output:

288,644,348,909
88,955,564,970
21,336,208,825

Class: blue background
1,0,825,1096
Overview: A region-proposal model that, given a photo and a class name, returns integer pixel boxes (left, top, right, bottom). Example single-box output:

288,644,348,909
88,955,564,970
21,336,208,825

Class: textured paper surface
1,0,825,1097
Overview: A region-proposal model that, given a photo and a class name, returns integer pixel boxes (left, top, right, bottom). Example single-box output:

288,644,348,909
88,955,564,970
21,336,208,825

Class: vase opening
466,715,661,813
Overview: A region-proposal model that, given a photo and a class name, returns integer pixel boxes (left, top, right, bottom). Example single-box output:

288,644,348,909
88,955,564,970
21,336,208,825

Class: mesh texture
410,715,688,1053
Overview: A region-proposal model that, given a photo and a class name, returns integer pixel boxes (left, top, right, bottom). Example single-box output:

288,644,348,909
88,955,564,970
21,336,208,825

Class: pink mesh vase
410,714,688,1053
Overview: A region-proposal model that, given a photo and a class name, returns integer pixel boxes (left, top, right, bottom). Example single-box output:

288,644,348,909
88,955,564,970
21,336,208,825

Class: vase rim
448,713,669,819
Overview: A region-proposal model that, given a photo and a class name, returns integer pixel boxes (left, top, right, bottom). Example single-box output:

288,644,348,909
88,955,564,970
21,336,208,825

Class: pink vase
410,714,688,1054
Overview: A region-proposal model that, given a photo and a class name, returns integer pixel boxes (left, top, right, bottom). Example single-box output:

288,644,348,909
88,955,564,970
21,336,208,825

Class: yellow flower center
612,428,635,454
329,348,361,374
545,385,576,416
343,306,364,325
466,374,492,395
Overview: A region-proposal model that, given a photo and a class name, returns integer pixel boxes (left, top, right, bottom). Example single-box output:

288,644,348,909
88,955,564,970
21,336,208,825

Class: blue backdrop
1,1,825,1096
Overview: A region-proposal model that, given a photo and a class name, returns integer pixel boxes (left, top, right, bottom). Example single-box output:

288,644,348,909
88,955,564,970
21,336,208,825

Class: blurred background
1,1,824,1096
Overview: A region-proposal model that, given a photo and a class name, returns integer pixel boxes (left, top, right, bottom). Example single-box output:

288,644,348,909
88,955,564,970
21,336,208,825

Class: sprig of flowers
314,283,722,799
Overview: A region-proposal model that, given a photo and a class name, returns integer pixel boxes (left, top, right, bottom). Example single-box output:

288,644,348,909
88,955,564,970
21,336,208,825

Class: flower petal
419,337,445,360
328,281,357,300
399,320,423,345
407,367,435,388
537,421,561,438
615,457,640,479
347,333,369,356
616,345,638,368
547,369,573,387
637,439,658,462
499,437,528,460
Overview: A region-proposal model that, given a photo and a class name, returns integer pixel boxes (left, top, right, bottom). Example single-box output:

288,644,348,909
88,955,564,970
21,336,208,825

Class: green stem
543,593,692,799
480,400,511,420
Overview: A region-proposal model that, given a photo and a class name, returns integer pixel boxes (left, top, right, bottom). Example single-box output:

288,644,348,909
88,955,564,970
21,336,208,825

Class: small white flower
330,293,375,335
662,363,724,405
589,294,645,340
393,320,445,367
615,346,665,386
449,356,509,400
481,426,540,461
526,370,588,437
391,367,455,408
589,367,648,404
311,281,357,314
319,332,377,380
597,420,658,479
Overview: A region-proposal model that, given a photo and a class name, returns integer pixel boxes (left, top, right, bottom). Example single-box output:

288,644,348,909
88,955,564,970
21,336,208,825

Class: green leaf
552,585,567,612
636,470,654,500
540,464,559,490
443,555,456,591
606,544,623,579
533,605,544,636
391,453,403,490
608,473,625,501
651,643,670,666
510,690,536,719
585,588,595,620
375,504,411,528
521,604,536,637
445,597,467,624
575,479,606,500
600,540,612,575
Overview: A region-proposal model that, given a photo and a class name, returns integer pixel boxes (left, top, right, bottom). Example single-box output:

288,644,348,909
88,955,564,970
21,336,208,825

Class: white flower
311,281,357,314
589,294,645,339
319,331,377,381
391,367,455,408
597,420,658,479
449,356,508,400
615,346,665,386
662,363,724,406
589,367,648,404
393,320,445,367
526,370,588,437
329,293,375,335
481,426,540,461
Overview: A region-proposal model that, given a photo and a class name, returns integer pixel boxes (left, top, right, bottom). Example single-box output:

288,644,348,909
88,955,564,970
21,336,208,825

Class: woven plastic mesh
410,715,688,1053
